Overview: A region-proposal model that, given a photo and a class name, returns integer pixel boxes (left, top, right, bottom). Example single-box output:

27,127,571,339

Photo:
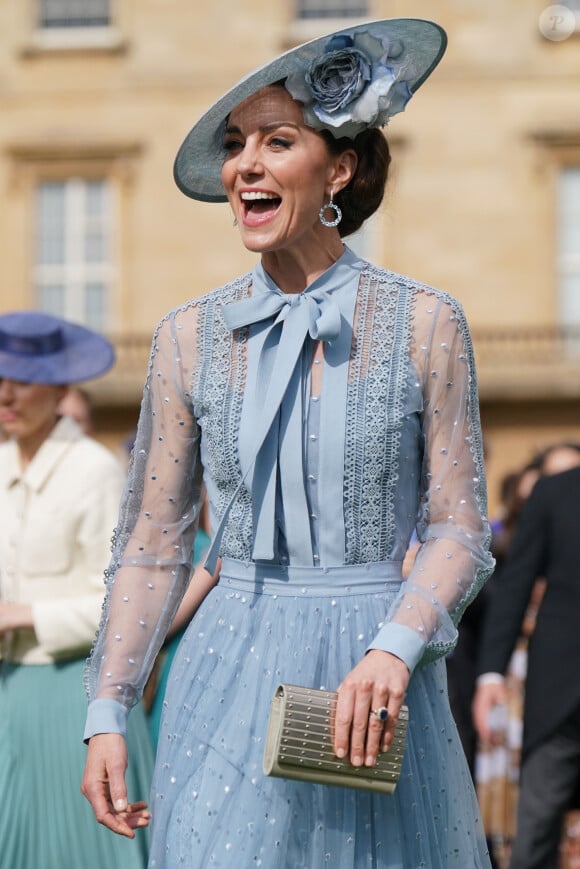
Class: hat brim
0,314,115,385
174,18,447,203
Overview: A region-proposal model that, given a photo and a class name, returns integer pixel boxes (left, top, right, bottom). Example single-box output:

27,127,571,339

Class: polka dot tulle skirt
148,561,491,869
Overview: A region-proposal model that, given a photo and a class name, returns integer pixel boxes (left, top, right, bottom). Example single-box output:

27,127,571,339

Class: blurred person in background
473,442,580,869
561,811,580,869
0,311,153,869
489,458,543,574
446,458,541,775
474,456,544,868
58,385,95,435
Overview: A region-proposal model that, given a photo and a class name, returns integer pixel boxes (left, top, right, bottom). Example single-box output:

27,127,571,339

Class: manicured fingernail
336,748,345,758
365,755,375,766
352,755,362,766
114,799,127,811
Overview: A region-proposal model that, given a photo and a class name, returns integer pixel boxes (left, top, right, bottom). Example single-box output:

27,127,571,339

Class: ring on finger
370,706,389,723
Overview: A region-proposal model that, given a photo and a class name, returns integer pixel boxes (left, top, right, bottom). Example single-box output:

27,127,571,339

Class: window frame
6,141,142,332
34,176,115,331
556,164,580,326
37,0,111,30
26,0,126,53
528,132,580,330
295,0,368,21
564,0,580,29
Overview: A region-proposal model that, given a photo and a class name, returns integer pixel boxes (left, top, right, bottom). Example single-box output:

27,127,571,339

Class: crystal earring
233,217,238,227
319,191,342,228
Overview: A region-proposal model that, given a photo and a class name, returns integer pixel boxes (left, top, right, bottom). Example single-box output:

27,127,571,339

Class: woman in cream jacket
0,311,153,869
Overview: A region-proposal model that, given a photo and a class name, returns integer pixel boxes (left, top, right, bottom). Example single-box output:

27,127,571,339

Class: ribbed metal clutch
263,683,409,793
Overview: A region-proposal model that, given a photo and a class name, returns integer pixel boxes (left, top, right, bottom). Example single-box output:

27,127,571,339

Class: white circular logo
539,4,576,41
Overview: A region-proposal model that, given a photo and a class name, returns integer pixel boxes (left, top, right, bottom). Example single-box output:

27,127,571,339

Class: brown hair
321,128,391,238
267,81,391,236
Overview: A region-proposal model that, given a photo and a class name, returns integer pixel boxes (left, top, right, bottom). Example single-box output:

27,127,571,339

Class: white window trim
567,0,580,30
28,26,123,51
34,178,116,330
286,15,369,48
557,166,580,326
26,0,125,53
562,0,580,32
295,0,368,18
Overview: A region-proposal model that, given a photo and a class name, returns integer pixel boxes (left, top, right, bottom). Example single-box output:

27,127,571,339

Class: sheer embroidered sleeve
368,290,494,672
84,305,204,738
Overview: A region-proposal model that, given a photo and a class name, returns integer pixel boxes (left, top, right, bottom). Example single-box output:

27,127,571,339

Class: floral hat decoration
174,18,446,203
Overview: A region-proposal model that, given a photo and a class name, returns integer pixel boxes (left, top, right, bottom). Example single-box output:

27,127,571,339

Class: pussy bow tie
204,253,359,573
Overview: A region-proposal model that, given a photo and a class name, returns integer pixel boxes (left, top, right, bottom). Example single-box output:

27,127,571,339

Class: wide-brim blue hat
174,17,446,203
0,311,115,385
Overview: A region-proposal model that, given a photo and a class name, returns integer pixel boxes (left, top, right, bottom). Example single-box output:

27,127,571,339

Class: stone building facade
1,0,580,511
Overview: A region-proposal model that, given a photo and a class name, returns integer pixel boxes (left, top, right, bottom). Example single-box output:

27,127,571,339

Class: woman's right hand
334,649,409,768
81,733,151,838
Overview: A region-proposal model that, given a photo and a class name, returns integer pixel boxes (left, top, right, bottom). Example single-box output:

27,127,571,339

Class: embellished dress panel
85,248,494,868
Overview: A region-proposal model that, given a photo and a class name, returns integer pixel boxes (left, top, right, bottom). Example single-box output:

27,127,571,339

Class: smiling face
221,85,355,259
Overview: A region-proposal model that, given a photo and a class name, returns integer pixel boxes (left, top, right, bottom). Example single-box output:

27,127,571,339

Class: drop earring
232,217,238,227
319,191,342,228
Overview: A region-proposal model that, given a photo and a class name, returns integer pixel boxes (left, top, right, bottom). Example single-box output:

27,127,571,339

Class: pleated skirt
0,656,154,869
150,560,491,869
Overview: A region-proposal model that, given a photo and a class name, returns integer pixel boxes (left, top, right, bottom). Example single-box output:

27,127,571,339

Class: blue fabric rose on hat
286,31,413,138
305,45,372,113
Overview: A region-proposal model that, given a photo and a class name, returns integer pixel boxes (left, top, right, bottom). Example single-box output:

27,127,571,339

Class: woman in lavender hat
0,311,153,868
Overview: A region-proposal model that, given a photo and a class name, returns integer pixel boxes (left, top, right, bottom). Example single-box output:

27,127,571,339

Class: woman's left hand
334,649,409,767
0,602,33,637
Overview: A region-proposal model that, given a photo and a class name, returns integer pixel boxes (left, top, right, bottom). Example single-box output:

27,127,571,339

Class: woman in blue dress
82,17,494,868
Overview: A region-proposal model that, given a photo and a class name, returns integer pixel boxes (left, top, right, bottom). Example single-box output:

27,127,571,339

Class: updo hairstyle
321,128,391,238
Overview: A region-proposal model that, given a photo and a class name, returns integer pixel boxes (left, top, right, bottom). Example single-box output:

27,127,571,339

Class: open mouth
240,191,281,222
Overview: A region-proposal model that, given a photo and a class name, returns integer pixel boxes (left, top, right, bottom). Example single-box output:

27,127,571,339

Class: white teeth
241,191,278,201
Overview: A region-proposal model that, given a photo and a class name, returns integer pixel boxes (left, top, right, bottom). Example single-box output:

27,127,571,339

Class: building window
563,0,580,14
296,0,367,19
27,0,123,53
556,0,580,32
557,166,580,326
34,178,113,331
564,0,580,31
38,0,110,29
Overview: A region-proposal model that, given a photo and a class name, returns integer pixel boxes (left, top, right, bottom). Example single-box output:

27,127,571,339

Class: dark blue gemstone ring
371,706,389,723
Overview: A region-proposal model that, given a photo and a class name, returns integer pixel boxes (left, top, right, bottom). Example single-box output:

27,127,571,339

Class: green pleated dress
0,657,153,869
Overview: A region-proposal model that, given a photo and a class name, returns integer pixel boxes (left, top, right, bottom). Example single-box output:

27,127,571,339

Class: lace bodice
85,249,493,717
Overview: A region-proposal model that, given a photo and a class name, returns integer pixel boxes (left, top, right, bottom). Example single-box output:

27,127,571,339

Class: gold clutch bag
263,683,409,794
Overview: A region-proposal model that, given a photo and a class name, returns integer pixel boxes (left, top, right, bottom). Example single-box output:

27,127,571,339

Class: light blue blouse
84,247,494,739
